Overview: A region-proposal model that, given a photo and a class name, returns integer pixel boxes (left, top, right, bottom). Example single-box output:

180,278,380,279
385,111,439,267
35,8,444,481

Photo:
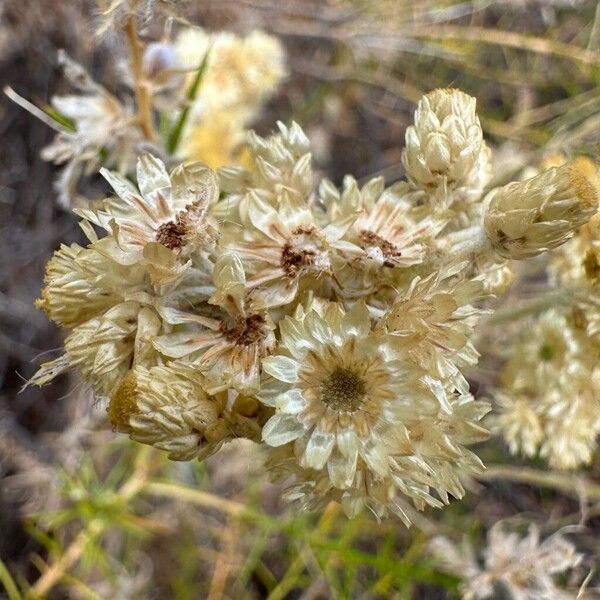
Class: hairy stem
451,226,491,259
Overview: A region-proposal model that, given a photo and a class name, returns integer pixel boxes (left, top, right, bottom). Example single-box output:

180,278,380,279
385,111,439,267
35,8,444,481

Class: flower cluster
491,310,600,469
431,523,583,599
174,26,286,168
492,155,600,470
34,88,599,523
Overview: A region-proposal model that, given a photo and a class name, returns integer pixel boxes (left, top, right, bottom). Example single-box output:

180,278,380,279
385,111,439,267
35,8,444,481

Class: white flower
490,392,545,458
38,51,147,207
259,301,489,512
153,254,276,393
319,175,443,297
260,302,427,487
381,270,485,392
223,191,361,308
78,155,220,286
501,309,593,396
215,122,313,221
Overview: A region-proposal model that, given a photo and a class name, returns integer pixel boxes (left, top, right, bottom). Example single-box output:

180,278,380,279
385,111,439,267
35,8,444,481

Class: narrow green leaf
42,105,77,132
166,47,212,155
0,557,23,600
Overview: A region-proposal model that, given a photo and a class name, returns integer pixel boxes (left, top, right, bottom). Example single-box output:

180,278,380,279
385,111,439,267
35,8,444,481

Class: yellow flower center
320,367,366,412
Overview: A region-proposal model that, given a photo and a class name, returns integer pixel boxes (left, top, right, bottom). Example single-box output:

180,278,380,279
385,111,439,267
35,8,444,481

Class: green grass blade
166,48,212,155
0,557,23,600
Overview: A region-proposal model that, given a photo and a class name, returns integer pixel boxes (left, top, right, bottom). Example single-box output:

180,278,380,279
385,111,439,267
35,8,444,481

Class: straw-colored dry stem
124,15,155,140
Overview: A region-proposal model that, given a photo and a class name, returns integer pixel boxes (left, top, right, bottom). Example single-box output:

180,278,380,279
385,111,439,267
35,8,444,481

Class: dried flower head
260,301,489,523
492,309,600,469
431,523,583,600
484,160,600,260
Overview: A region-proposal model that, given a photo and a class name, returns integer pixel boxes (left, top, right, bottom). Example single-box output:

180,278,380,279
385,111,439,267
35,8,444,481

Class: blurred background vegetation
2,1,600,598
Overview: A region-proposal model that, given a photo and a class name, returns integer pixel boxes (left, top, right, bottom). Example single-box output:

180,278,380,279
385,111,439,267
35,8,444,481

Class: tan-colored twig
207,517,240,600
143,480,248,517
477,465,600,501
124,15,155,140
486,289,574,325
409,25,600,67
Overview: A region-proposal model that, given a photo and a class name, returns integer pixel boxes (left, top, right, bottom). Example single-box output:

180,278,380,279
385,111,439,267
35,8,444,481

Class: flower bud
143,42,178,79
403,88,490,195
484,159,600,260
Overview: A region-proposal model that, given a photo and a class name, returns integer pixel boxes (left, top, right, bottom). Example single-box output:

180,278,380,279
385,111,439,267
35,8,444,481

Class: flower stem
486,288,573,324
448,225,491,258
478,465,600,500
124,15,155,140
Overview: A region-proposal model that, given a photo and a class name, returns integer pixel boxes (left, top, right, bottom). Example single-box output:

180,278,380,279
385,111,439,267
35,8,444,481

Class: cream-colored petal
261,355,300,383
361,442,389,477
327,451,357,489
336,428,360,459
278,389,307,414
262,414,304,446
137,154,170,197
303,428,335,470
153,332,218,358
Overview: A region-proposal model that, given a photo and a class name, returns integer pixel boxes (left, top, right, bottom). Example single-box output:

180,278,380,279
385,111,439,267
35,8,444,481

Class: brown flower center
320,367,366,412
156,220,187,249
281,226,329,277
220,314,266,346
359,229,401,266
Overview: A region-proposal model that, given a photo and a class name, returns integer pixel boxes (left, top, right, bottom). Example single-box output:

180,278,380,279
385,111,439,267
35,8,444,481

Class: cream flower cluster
492,156,600,470
34,89,599,523
175,27,287,168
431,523,582,599
491,310,600,469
